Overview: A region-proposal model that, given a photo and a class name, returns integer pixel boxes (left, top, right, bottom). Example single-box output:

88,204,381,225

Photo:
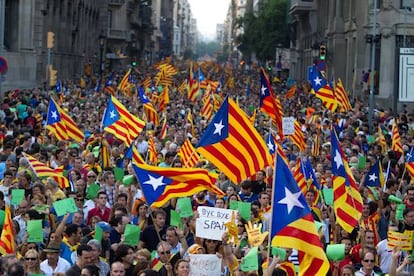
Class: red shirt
87,206,111,224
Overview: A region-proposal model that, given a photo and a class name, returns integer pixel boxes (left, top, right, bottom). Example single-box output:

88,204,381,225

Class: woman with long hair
23,249,44,275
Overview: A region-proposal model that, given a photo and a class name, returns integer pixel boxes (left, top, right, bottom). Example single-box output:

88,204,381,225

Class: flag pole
266,148,277,270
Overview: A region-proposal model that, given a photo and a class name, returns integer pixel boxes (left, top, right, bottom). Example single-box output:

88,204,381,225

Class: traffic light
319,45,326,60
267,65,272,72
49,65,58,87
47,32,55,49
131,60,137,67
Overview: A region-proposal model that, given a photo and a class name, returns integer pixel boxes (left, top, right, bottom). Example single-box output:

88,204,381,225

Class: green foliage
195,41,221,59
183,48,194,60
235,0,289,61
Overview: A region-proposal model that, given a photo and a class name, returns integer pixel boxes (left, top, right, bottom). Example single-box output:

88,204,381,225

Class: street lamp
98,34,106,80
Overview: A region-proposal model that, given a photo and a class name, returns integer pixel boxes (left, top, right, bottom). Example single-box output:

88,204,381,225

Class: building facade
289,0,414,110
0,0,197,92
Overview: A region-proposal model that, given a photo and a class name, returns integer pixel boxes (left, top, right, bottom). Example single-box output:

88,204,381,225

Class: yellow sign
245,221,268,247
388,230,412,251
224,211,239,246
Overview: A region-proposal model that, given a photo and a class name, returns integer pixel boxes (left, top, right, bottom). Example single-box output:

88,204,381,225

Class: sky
188,0,230,41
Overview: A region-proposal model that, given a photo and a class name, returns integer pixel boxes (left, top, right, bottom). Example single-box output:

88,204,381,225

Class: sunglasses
87,175,96,178
206,239,217,243
364,259,375,263
238,225,244,227
76,198,84,201
159,251,170,255
25,257,37,261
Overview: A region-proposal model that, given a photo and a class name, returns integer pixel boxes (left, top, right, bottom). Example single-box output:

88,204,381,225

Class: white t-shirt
377,239,392,273
40,257,71,276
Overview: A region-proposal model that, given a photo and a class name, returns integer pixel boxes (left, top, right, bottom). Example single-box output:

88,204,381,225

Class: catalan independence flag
178,139,200,168
46,97,84,142
138,87,159,126
310,65,338,113
259,67,284,140
331,129,363,233
0,205,14,255
122,143,145,168
132,163,225,207
271,153,329,275
196,97,272,184
102,96,145,146
406,147,414,179
24,153,69,188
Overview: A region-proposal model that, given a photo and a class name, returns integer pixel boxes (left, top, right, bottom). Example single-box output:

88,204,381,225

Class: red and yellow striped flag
117,69,131,92
159,115,168,140
23,153,69,188
312,131,320,157
377,126,387,153
201,96,213,122
293,158,307,196
392,120,403,154
148,136,158,165
178,139,201,168
186,111,195,137
335,79,352,112
0,205,15,255
158,86,170,113
331,129,363,233
288,120,306,152
285,85,297,99
187,63,199,103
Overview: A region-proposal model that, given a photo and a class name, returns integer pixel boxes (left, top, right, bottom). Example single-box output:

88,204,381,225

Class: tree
235,0,289,62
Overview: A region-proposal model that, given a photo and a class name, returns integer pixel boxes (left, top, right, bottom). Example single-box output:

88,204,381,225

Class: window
402,0,414,9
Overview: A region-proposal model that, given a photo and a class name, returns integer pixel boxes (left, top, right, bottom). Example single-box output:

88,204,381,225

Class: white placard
282,117,295,135
197,206,234,220
196,206,237,241
189,254,222,276
196,217,227,241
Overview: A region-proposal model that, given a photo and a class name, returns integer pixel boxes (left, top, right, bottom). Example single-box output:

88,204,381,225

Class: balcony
289,0,316,15
107,29,130,40
109,0,125,6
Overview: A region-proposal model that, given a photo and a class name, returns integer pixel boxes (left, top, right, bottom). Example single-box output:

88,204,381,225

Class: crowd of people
0,60,413,276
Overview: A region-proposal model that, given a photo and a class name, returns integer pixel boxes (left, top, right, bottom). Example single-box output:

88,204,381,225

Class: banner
189,254,222,276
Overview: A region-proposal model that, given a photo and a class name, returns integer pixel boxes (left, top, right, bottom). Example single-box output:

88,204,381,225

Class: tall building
0,0,197,92
289,0,414,110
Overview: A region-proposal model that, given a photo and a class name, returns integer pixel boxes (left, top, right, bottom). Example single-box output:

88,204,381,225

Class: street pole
0,0,5,99
368,0,377,134
47,48,51,90
404,7,407,48
98,34,105,81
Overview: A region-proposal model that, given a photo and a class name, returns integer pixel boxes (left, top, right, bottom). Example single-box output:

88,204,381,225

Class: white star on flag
333,150,343,169
110,110,116,120
261,85,267,95
368,173,378,182
213,120,225,136
278,187,304,214
314,76,322,86
144,174,166,191
267,140,274,152
51,111,58,120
